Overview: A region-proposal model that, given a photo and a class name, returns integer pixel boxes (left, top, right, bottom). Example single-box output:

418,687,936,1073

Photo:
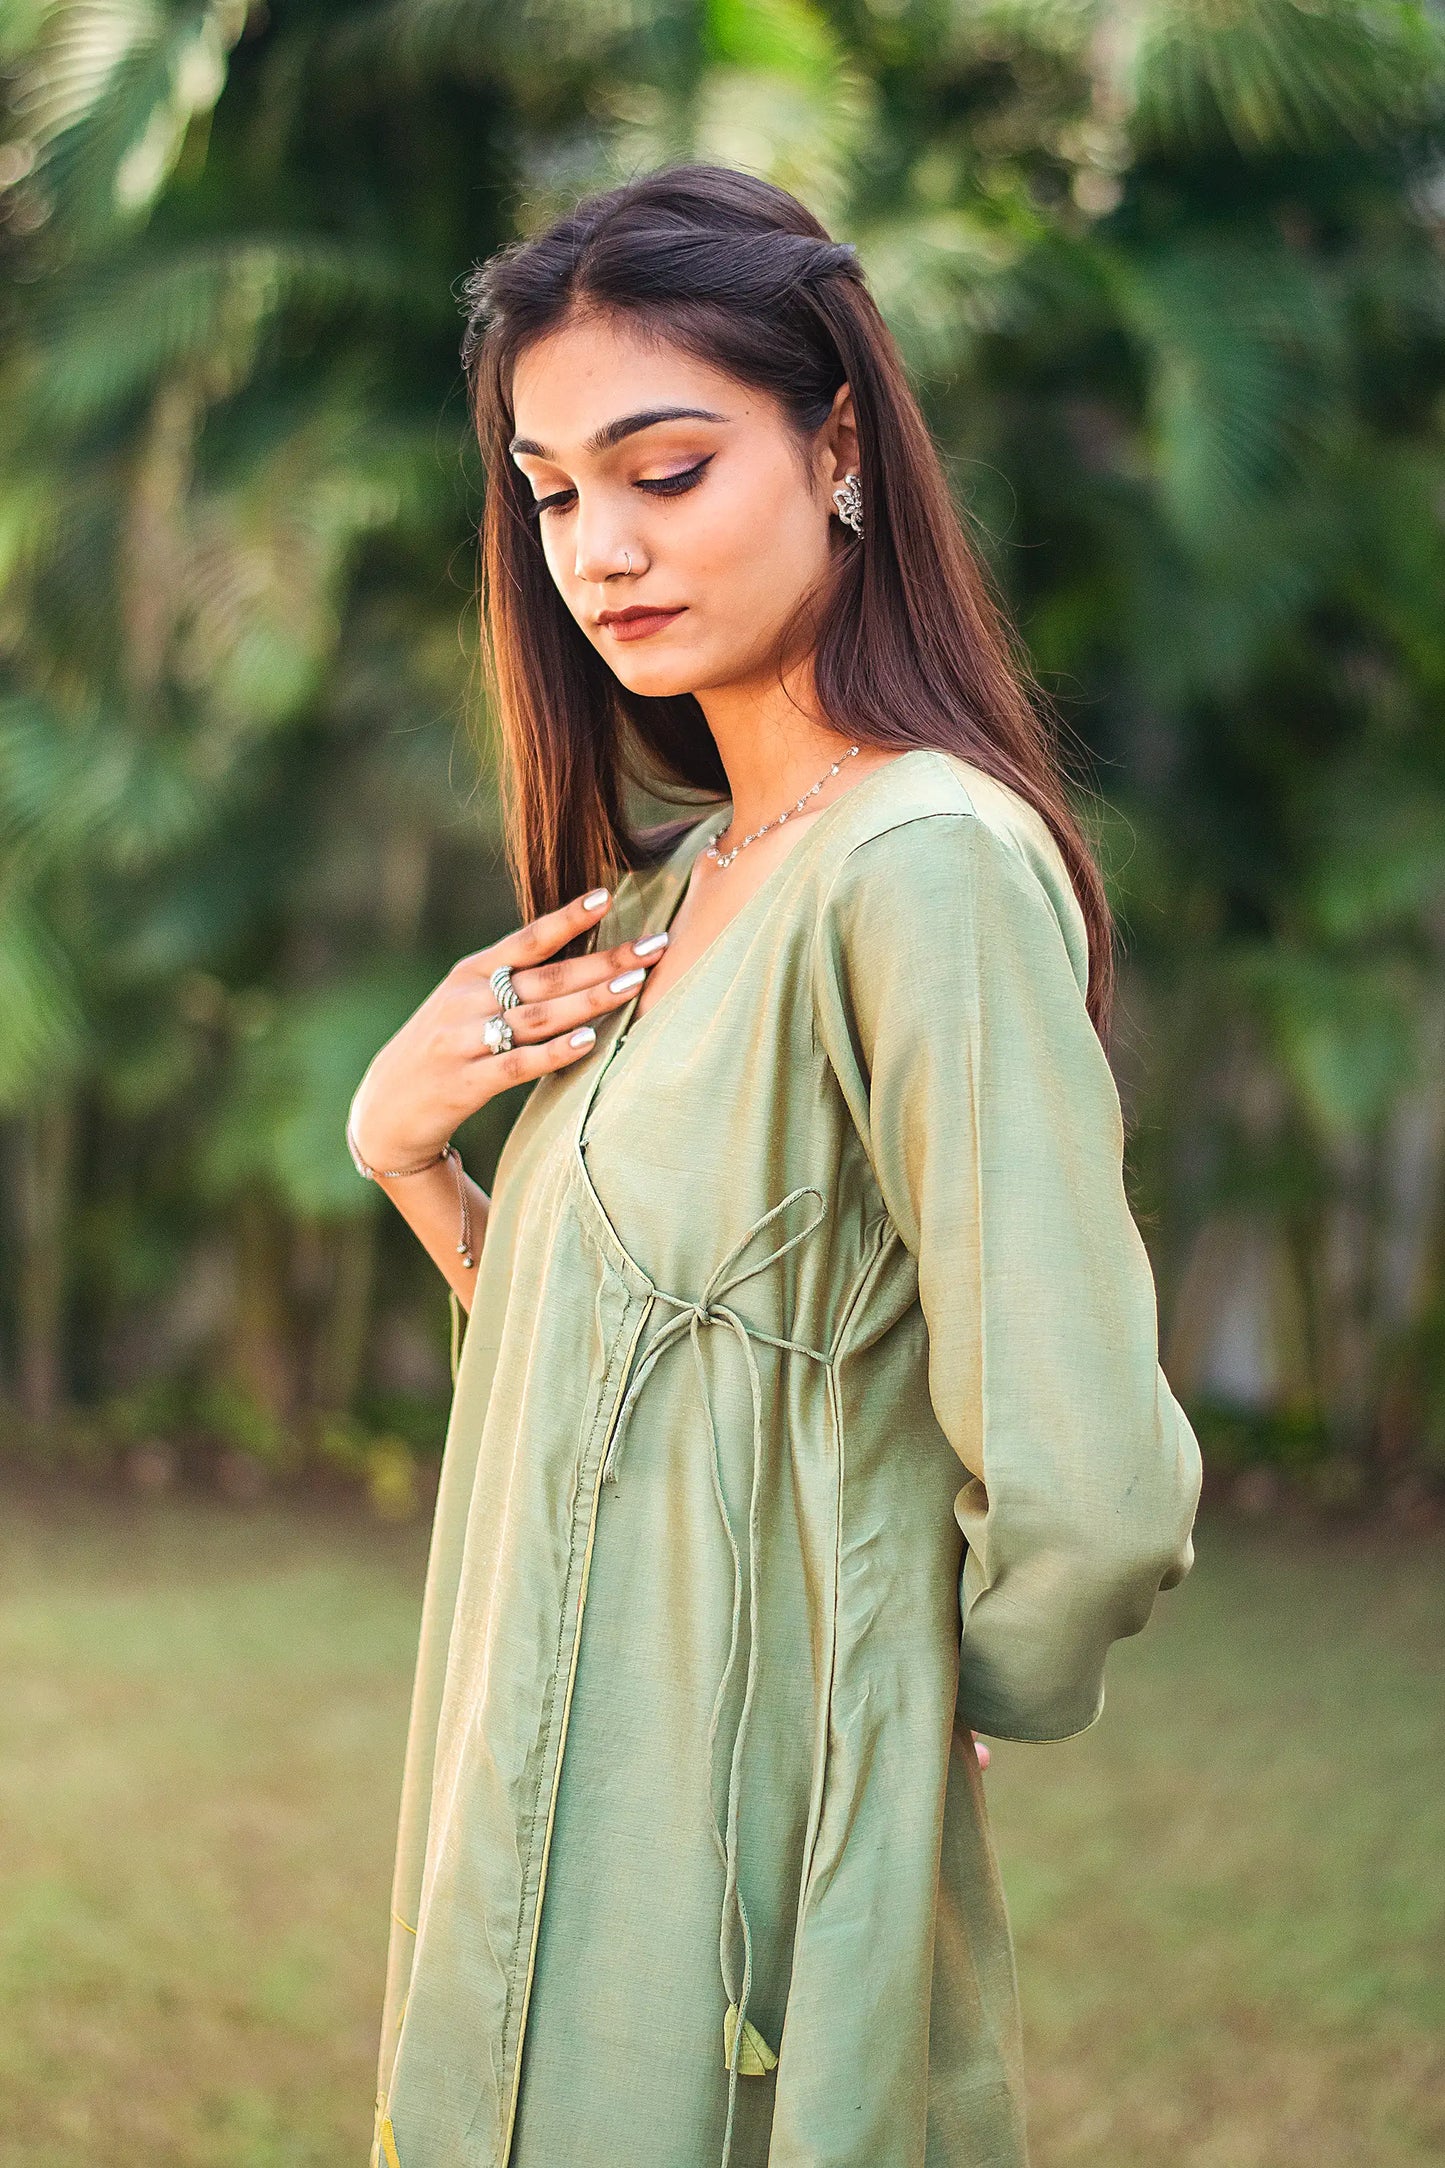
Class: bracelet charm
346,1113,476,1269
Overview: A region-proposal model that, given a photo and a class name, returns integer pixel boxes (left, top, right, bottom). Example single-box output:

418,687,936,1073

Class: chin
602,651,707,701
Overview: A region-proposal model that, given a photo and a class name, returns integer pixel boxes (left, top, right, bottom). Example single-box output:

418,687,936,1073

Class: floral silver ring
483,1011,514,1056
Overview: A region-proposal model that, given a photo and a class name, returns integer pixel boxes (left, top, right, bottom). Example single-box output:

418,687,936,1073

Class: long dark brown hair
461,164,1116,1039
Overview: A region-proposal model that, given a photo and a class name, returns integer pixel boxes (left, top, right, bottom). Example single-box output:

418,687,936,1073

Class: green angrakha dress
373,747,1203,2168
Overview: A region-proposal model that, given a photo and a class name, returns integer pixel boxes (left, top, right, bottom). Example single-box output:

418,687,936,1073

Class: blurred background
1,1,1442,2163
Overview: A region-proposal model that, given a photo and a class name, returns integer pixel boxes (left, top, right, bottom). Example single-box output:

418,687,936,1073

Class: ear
820,381,860,490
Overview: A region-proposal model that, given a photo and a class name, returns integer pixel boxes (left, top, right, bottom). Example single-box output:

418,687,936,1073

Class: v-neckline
606,747,936,1059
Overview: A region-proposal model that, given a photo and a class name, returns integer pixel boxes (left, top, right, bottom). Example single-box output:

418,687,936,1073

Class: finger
498,887,614,972
450,887,612,988
471,1022,601,1095
473,964,650,1050
971,1731,991,1770
507,930,668,1007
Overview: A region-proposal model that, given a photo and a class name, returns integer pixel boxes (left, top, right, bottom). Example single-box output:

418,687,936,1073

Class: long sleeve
811,804,1203,1742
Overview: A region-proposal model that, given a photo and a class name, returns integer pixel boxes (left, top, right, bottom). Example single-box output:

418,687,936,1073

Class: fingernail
583,888,609,910
569,1026,596,1048
633,931,668,957
609,968,645,993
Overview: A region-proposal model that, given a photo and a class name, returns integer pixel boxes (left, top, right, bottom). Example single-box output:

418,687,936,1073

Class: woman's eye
526,455,712,520
636,457,713,497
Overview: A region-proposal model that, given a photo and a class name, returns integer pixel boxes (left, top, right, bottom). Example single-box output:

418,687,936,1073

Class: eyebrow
509,405,729,461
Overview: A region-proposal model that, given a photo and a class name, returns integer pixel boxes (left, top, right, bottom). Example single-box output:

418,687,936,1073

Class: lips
597,606,687,643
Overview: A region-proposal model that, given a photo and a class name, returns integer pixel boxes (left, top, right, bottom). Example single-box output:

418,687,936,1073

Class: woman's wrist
346,1097,479,1272
346,1108,448,1181
346,1077,456,1180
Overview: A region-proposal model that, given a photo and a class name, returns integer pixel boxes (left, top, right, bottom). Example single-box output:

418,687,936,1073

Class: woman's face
508,309,855,701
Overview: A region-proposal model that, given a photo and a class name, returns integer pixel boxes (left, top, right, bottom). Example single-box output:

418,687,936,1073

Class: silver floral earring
831,471,864,538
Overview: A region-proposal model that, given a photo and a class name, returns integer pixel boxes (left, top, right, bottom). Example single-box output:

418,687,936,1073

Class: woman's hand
972,1732,990,1771
348,886,665,1168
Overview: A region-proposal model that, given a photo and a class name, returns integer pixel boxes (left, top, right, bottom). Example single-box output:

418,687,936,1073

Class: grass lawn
1,1482,1440,2167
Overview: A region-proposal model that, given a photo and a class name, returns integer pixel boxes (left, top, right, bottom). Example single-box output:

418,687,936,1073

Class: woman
348,164,1203,2168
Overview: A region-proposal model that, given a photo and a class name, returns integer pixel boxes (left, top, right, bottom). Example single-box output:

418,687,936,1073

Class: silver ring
490,964,521,1010
483,1011,514,1056
623,549,632,575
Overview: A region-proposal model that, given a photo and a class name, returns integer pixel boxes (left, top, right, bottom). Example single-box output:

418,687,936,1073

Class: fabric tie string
600,1185,829,2168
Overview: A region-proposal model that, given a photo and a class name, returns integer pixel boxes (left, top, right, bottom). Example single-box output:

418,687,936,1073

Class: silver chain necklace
704,744,862,872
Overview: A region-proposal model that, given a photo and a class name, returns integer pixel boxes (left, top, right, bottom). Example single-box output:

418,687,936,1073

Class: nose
572,496,636,585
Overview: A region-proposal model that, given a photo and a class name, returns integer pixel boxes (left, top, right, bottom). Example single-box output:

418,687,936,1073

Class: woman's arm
365,1159,494,1317
812,806,1203,1744
348,885,669,1317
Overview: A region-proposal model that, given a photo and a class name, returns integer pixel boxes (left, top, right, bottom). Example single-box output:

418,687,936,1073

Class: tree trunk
228,1192,298,1430
14,1098,78,1426
312,1213,378,1415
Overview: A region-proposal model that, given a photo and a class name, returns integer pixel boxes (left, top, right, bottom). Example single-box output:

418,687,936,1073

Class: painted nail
583,888,609,910
569,1026,597,1048
633,931,669,957
609,968,645,993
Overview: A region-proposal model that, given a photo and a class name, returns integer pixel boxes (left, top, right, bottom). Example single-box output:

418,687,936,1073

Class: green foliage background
3,0,1444,1503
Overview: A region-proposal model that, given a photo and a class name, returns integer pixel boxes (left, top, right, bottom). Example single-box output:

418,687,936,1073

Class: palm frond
10,0,248,242
1113,237,1346,552
201,966,442,1221
707,0,840,79
1238,944,1424,1140
0,696,208,870
1300,761,1445,941
21,239,436,432
690,65,875,225
856,208,1030,380
0,884,86,1105
653,0,874,225
172,398,457,736
321,0,670,86
1121,0,1445,157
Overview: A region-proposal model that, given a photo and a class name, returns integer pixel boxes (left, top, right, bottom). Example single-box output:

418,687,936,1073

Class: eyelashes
526,455,714,521
637,456,713,498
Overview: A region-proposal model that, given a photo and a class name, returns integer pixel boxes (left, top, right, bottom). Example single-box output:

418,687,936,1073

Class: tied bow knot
597,1186,829,2168
601,1185,829,1486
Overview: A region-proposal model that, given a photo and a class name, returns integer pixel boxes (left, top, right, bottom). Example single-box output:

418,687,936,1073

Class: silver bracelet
346,1114,476,1270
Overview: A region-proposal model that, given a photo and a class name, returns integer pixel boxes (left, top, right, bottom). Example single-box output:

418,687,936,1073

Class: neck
693,651,856,833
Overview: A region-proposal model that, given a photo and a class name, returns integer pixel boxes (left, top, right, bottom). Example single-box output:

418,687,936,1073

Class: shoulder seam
820,780,1058,909
815,806,975,934
811,793,1081,997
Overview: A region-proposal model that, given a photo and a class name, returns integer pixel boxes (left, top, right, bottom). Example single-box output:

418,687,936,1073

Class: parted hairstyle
461,163,1116,1040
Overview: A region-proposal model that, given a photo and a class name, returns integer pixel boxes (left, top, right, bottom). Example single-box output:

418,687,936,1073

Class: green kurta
373,747,1203,2168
